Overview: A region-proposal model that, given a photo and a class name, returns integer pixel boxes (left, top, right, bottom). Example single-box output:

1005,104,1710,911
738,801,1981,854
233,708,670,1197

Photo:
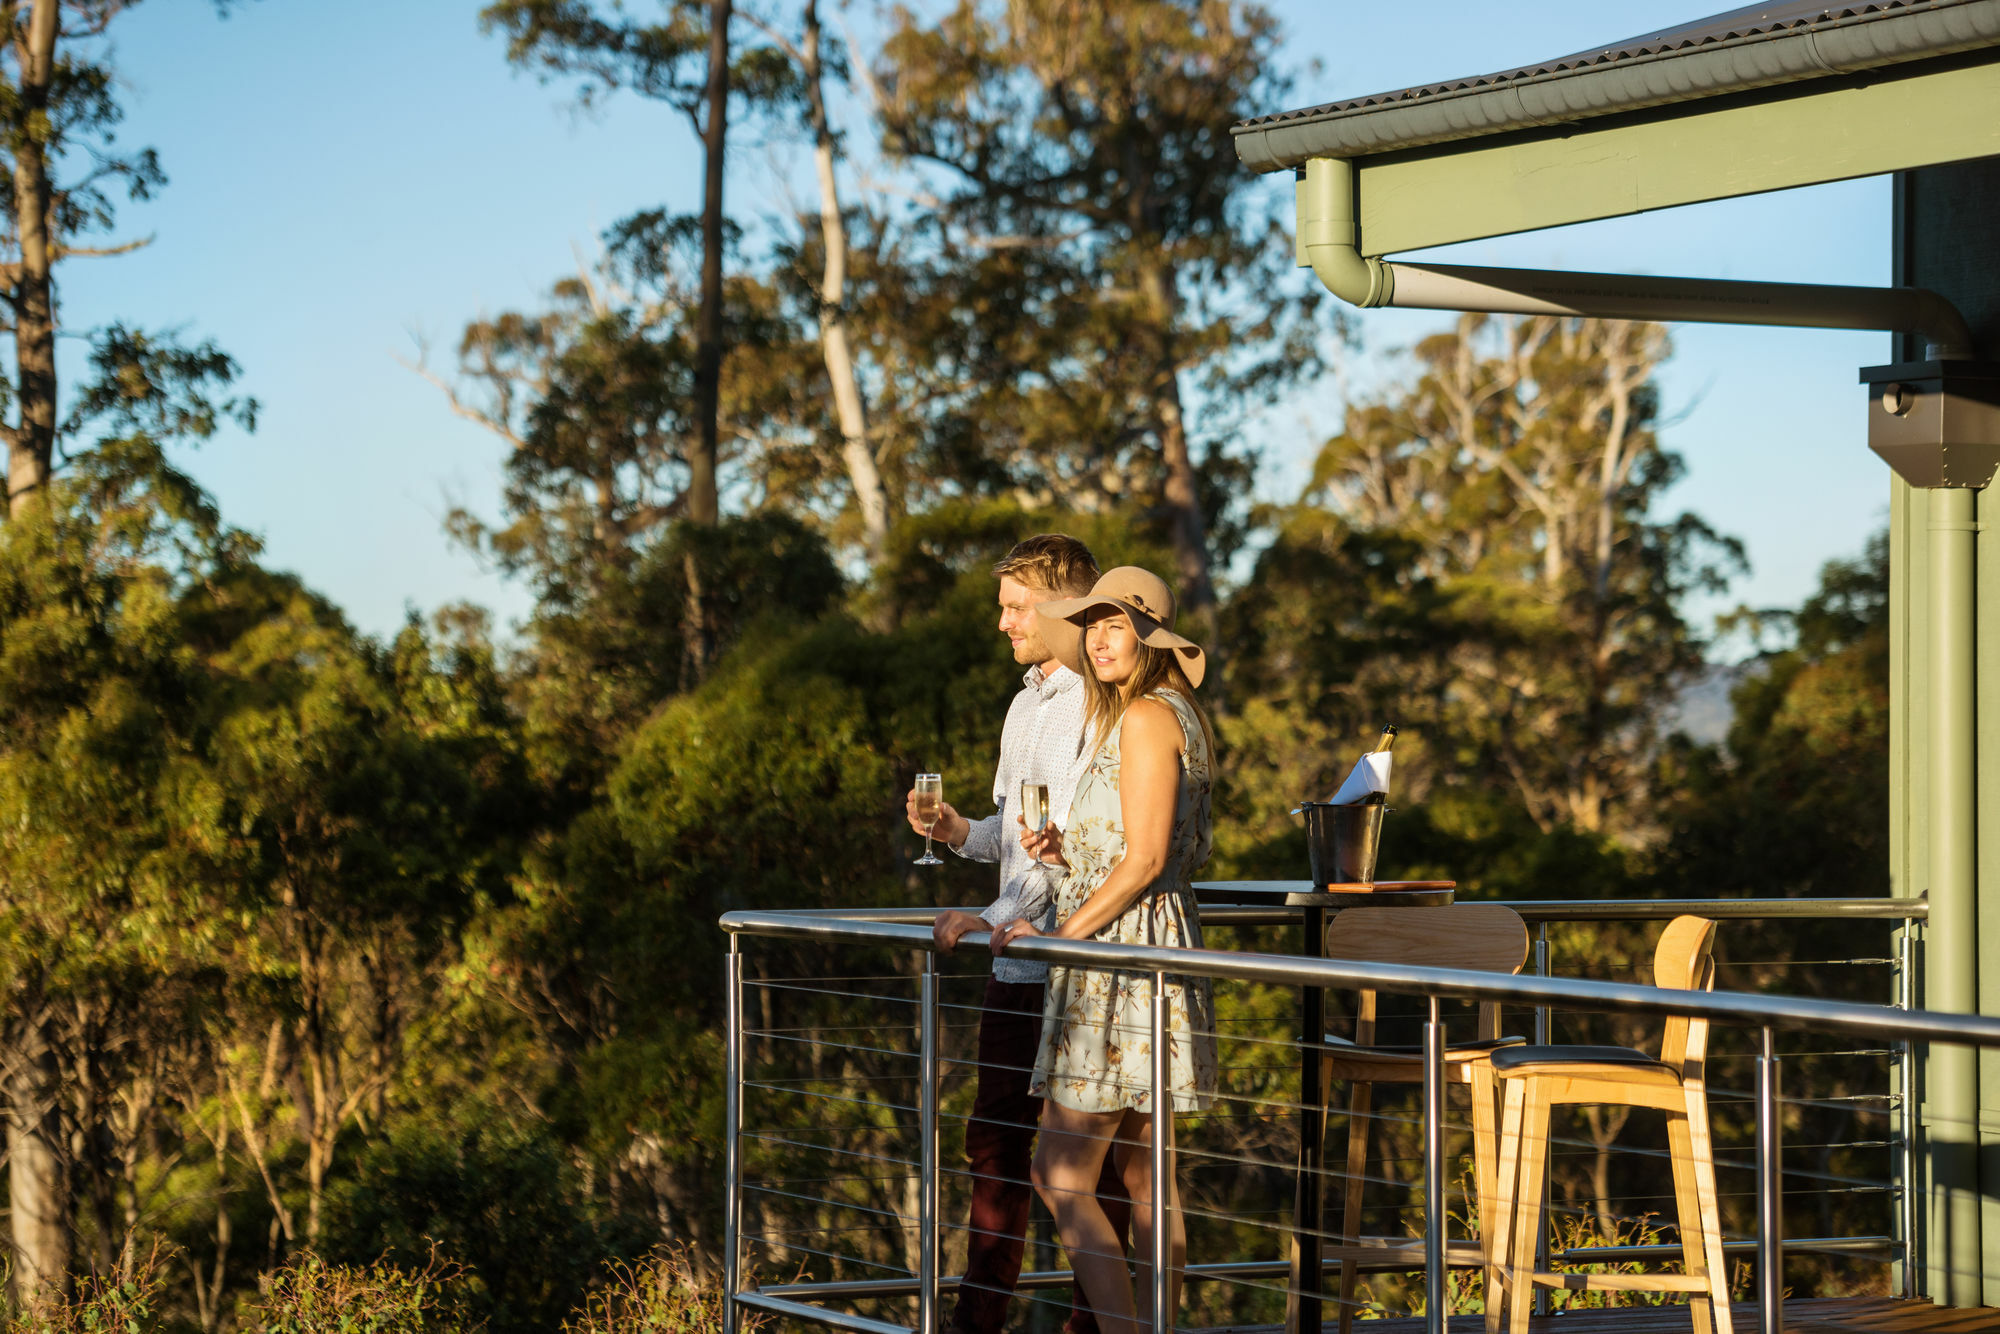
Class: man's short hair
992,533,1099,597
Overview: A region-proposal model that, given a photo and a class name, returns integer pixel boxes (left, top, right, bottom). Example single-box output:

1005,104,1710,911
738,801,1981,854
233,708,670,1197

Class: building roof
1233,0,2000,173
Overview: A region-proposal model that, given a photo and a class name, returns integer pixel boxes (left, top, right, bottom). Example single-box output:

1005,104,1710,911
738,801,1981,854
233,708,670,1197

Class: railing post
725,938,744,1334
1895,918,1920,1301
1293,904,1327,1334
1756,1025,1784,1334
1151,970,1171,1334
1423,994,1447,1334
920,951,940,1334
1532,922,1551,1316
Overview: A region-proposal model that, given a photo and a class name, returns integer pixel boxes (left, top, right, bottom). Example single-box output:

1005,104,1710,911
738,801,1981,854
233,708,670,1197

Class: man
906,533,1131,1334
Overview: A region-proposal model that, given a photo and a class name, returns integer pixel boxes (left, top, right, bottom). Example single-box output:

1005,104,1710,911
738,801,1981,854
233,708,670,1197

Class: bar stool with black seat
1316,902,1531,1334
1484,913,1732,1334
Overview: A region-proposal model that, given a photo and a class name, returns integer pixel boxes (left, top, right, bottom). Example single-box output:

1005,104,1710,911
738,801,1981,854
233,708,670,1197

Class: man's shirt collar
1023,662,1080,699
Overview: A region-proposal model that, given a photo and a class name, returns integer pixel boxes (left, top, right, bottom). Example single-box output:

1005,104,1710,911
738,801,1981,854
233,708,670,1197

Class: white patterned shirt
954,663,1094,984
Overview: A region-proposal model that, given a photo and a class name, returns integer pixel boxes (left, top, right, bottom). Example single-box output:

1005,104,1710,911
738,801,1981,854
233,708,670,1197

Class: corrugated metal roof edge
1233,0,2000,173
1236,0,1931,130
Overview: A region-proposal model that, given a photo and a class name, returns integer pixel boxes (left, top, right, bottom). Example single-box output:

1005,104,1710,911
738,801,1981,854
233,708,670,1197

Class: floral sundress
1028,689,1219,1114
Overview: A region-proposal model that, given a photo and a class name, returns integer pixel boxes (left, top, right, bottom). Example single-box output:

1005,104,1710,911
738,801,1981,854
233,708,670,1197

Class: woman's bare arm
1050,698,1181,941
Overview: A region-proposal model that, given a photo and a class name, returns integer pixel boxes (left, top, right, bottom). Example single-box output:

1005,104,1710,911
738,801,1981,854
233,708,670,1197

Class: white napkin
1328,751,1393,805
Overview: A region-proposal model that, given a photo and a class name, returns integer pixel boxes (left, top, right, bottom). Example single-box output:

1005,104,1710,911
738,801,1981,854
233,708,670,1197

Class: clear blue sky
62,0,1891,643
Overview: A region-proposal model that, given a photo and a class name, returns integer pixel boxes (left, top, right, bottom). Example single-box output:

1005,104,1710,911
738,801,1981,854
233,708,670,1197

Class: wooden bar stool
1317,903,1530,1334
1485,914,1733,1334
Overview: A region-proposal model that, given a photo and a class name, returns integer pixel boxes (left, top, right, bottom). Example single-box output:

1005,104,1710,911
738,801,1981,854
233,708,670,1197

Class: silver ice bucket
1299,801,1385,887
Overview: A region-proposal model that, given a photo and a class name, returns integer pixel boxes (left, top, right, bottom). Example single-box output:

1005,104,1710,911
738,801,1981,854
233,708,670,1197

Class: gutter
1237,0,2000,173
1295,156,1976,360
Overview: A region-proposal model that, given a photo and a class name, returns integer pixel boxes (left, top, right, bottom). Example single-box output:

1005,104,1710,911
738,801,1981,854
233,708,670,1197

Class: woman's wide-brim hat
1036,566,1206,688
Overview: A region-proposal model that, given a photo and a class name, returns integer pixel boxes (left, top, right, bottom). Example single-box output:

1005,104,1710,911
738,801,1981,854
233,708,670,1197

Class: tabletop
1193,879,1457,909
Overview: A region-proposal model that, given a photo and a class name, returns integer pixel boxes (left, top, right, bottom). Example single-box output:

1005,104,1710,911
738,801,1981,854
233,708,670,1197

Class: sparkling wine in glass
914,773,944,866
1020,781,1051,834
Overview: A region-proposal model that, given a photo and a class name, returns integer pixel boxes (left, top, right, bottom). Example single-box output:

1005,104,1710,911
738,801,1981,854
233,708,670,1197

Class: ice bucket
1300,801,1384,887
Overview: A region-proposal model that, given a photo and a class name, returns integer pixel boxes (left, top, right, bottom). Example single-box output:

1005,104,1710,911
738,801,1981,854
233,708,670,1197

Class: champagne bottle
1357,724,1397,807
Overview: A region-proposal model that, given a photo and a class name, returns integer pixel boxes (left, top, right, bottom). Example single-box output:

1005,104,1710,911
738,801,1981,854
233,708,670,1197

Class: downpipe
1295,157,1975,360
1927,486,1980,1307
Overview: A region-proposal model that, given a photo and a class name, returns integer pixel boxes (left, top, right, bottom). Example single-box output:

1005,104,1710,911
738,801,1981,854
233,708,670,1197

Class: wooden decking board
1204,1297,1998,1334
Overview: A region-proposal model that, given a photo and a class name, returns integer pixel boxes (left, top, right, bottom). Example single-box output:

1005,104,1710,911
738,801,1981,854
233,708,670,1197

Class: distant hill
1662,661,1748,747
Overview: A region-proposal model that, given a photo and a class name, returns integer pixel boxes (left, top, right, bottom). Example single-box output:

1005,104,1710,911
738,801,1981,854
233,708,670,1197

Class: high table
1192,880,1456,1334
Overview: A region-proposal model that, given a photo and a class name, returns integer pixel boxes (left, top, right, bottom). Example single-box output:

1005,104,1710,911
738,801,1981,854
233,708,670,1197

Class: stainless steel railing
721,897,1974,1334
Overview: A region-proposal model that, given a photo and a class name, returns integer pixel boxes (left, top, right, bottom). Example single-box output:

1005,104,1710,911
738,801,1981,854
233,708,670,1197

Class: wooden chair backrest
1654,915,1719,1075
1324,904,1529,1043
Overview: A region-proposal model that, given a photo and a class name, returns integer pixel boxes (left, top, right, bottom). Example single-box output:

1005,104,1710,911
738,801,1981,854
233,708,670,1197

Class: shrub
321,1114,636,1334
4,1244,168,1334
247,1252,470,1333
560,1248,752,1334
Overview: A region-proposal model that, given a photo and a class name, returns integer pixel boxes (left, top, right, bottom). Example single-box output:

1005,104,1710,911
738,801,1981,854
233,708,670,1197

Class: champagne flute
1020,781,1051,834
913,773,944,866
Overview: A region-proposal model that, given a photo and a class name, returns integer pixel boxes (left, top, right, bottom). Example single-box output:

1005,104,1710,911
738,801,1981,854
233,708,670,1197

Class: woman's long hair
1076,622,1215,759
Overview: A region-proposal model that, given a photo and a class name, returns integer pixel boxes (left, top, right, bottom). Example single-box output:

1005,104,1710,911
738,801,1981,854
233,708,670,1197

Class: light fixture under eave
1858,361,2000,488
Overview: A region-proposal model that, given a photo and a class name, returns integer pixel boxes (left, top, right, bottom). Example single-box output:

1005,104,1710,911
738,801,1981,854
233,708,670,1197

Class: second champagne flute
1019,781,1050,835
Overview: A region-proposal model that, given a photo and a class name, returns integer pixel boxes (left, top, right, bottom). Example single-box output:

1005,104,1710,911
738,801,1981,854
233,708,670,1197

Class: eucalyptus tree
873,0,1318,630
751,0,892,566
194,590,524,1250
481,0,799,675
1652,532,1891,900
0,1,255,1296
0,339,252,1298
1247,315,1742,843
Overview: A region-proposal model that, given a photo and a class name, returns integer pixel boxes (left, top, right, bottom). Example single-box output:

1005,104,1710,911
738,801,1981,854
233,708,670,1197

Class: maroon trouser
953,975,1132,1334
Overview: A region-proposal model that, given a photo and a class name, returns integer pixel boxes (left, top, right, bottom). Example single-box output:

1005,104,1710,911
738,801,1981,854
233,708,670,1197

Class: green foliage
1650,532,1890,900
558,1248,744,1334
247,1253,469,1334
1223,316,1741,848
0,27,165,244
481,1,800,112
0,447,248,1068
872,0,1319,595
321,1113,633,1334
64,325,259,444
3,1246,168,1334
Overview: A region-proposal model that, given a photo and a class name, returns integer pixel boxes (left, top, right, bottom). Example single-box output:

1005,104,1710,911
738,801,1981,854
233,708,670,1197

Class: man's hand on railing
932,909,987,955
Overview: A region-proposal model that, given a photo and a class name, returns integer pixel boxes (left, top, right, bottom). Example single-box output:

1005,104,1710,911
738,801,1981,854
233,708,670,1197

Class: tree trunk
7,0,59,516
6,1015,70,1304
681,548,711,688
284,903,340,1247
1135,259,1214,630
189,1071,231,1334
1156,374,1212,614
1579,1103,1631,1241
680,0,731,686
690,0,730,529
802,0,889,566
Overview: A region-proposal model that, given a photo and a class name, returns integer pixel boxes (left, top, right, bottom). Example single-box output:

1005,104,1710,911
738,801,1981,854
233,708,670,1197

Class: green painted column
1892,159,2000,1307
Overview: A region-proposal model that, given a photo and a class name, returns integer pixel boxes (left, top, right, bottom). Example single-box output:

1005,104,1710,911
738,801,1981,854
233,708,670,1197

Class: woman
987,566,1218,1334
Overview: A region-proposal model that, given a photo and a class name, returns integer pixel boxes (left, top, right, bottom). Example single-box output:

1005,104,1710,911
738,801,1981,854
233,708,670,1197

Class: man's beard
1013,635,1050,665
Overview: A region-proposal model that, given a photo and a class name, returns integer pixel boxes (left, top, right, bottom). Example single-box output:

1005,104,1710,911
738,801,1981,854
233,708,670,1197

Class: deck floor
1215,1299,2000,1334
